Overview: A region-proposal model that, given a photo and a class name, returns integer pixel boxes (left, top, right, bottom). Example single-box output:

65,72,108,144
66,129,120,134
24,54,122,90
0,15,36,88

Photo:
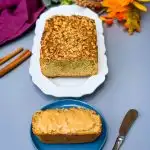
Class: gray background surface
0,12,150,150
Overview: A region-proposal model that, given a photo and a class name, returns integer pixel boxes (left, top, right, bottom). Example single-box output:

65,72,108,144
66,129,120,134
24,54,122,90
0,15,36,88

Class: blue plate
30,100,107,150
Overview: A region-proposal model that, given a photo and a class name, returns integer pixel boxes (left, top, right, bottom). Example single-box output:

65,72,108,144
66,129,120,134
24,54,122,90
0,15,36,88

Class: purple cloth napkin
0,0,45,46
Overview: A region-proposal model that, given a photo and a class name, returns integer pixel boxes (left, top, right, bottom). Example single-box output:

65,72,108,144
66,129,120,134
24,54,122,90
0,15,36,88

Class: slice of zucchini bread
32,107,102,143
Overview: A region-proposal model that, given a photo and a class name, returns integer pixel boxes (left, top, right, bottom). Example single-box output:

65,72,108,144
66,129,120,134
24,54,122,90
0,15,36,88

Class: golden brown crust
32,107,102,143
40,15,97,60
37,134,100,144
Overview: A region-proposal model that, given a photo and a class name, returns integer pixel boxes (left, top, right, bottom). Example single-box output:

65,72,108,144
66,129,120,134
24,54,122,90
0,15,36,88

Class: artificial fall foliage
100,0,149,34
60,0,149,35
124,7,141,34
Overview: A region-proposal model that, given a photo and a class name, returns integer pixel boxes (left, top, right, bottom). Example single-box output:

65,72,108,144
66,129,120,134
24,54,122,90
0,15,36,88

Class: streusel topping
40,15,98,60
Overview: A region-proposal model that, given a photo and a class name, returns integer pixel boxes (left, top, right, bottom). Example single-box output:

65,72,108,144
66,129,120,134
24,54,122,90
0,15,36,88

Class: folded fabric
0,0,45,46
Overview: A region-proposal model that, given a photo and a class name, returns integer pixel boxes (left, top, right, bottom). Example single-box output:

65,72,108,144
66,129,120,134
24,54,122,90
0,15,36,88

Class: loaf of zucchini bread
40,15,98,77
32,107,102,143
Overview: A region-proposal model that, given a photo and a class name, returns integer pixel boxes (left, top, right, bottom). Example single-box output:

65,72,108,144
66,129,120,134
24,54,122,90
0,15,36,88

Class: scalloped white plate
29,5,108,97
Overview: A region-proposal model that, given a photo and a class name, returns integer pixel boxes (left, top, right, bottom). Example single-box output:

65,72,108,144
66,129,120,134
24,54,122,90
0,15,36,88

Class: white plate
29,5,108,97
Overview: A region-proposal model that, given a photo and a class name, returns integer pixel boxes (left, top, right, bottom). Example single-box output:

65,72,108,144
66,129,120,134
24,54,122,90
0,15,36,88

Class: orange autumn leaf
116,13,126,21
99,0,148,34
101,0,131,20
102,0,133,9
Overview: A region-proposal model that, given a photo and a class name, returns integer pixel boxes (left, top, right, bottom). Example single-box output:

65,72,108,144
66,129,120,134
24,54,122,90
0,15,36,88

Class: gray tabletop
0,12,150,150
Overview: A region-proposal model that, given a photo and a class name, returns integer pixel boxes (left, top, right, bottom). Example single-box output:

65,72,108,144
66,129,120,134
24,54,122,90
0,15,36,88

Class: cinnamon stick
0,47,23,65
0,50,32,77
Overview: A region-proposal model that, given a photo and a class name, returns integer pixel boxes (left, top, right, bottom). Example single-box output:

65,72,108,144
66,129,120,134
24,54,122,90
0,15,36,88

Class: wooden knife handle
0,50,31,77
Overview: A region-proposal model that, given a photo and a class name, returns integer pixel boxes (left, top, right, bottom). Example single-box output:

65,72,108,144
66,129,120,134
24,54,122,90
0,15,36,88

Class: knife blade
112,109,138,150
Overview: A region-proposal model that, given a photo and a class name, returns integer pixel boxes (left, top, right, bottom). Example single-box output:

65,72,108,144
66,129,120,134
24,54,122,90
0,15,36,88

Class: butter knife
112,109,138,150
